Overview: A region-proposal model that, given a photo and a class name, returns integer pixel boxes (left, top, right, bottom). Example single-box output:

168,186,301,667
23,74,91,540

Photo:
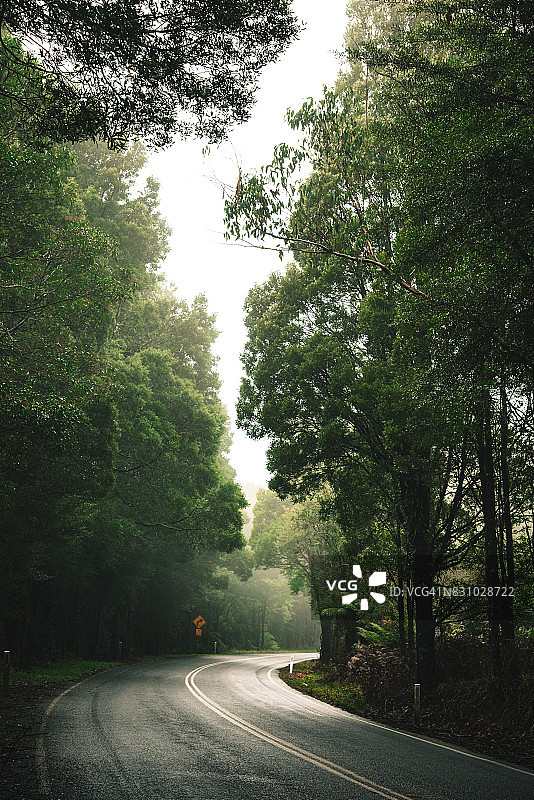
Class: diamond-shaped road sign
193,615,206,628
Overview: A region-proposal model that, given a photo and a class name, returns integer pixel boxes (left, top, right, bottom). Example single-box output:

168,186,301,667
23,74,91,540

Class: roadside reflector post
414,683,421,725
2,650,10,693
289,656,294,674
118,641,123,661
214,641,217,654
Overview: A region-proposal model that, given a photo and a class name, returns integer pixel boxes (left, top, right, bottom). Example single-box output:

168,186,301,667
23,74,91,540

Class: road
39,654,534,799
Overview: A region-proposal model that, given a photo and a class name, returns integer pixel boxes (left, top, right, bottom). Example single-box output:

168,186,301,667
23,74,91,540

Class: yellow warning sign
195,628,202,637
193,615,206,628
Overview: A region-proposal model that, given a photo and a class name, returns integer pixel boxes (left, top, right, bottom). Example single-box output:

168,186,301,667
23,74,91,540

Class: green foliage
0,138,128,628
70,142,171,285
0,140,128,423
281,661,366,714
116,290,220,396
227,0,534,687
356,621,399,647
0,72,251,665
1,0,298,146
353,0,534,377
263,631,280,651
249,487,292,567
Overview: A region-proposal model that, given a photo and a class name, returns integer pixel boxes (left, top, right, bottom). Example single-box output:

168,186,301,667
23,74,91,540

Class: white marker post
414,683,421,725
2,651,10,693
214,641,217,654
289,656,294,674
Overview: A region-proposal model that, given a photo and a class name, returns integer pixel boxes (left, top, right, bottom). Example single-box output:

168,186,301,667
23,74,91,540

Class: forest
0,0,320,664
1,0,533,748
226,0,534,702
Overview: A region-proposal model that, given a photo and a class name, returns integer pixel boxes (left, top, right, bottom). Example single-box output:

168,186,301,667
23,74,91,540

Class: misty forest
1,0,534,772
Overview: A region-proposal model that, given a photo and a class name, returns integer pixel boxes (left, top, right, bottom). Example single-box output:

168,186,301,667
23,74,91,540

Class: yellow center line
185,662,413,800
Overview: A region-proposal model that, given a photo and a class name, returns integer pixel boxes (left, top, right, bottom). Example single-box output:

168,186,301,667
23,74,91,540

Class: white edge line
264,667,324,716
36,677,91,796
266,665,327,715
34,655,268,796
271,662,534,779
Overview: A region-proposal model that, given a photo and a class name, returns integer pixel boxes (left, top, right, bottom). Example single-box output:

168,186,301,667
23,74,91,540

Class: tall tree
71,141,171,285
1,0,298,146
240,243,485,685
226,0,534,682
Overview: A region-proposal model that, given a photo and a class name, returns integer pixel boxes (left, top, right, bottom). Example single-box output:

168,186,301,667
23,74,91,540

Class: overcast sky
145,1,348,488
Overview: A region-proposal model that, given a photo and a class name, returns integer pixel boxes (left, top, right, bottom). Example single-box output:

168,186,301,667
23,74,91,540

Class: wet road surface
41,654,534,799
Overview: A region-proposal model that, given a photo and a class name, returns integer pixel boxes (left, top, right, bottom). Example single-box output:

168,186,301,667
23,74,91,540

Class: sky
145,1,349,489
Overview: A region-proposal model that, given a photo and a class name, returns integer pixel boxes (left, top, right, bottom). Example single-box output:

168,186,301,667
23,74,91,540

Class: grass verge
279,660,366,715
9,658,117,688
0,653,199,747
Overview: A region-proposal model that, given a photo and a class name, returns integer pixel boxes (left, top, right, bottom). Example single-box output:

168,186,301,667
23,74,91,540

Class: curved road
40,654,533,799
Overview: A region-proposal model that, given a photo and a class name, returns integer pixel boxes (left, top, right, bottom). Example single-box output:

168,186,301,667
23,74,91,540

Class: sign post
193,616,206,653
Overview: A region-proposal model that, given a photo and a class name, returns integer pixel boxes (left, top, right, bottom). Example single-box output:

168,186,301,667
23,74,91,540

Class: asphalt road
40,654,534,800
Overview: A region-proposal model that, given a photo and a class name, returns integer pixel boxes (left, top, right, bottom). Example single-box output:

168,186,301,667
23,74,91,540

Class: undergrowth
9,659,117,687
280,662,366,714
280,642,534,769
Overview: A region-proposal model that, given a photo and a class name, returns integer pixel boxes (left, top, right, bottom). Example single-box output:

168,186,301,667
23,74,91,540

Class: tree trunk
406,582,415,650
499,382,515,642
396,525,406,653
413,554,437,689
343,608,358,655
404,474,436,689
475,391,502,678
319,613,334,661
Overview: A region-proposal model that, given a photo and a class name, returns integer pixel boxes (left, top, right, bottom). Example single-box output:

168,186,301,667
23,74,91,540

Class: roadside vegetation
227,0,534,764
280,662,366,715
1,0,533,781
281,650,534,770
0,1,318,671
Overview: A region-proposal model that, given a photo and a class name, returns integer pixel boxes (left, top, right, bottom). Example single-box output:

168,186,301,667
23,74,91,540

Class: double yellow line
185,662,414,800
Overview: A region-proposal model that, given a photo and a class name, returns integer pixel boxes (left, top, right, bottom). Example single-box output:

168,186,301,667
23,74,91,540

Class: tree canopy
226,0,534,687
0,0,323,667
0,131,251,662
0,0,298,146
